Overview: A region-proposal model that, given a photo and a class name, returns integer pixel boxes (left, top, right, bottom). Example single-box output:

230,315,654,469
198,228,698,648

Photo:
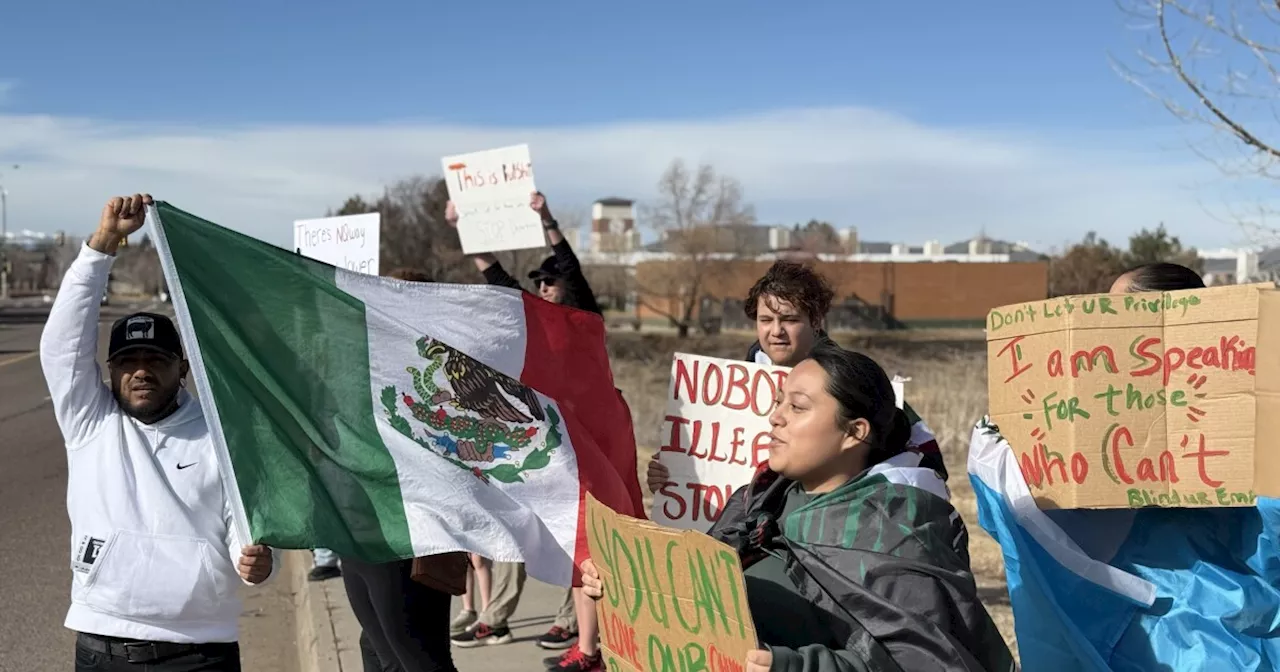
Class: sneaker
548,648,603,672
307,565,341,582
544,649,577,668
451,622,513,648
537,626,578,650
449,609,477,636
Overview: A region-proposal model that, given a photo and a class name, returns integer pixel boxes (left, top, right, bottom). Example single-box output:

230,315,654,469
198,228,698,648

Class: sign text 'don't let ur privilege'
986,283,1280,509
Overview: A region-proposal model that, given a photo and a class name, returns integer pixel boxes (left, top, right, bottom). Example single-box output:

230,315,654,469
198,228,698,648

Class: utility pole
1,182,8,301
0,164,17,301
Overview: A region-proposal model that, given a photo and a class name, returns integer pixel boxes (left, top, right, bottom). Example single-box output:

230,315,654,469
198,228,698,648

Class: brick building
634,259,1049,327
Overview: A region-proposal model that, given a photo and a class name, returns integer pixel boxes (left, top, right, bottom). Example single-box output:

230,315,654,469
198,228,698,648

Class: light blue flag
969,418,1280,671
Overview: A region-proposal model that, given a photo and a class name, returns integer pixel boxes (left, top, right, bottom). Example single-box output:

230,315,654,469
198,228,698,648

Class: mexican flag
148,202,645,586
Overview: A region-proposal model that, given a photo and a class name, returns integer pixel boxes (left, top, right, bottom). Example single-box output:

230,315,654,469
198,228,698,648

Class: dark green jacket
709,466,1016,672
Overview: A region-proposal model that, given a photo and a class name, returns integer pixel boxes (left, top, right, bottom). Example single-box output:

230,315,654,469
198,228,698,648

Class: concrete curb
287,550,347,672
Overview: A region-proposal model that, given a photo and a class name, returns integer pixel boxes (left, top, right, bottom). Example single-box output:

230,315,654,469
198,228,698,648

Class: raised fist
99,194,153,237
529,191,552,221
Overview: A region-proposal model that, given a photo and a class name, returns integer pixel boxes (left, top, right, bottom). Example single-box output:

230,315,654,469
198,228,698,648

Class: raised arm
534,193,602,315
445,200,523,290
40,195,150,446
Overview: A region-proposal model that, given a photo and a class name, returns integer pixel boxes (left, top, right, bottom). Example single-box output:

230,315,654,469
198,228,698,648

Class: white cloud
0,106,1262,251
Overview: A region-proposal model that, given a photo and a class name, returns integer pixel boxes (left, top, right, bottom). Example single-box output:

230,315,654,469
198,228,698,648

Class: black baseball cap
527,256,563,283
108,312,184,361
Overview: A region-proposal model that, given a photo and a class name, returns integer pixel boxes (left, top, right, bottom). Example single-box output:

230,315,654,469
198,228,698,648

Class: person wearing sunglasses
447,191,600,315
445,192,606,670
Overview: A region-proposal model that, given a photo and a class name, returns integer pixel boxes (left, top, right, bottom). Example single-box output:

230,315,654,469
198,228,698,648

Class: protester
447,191,600,316
584,341,1014,671
446,192,601,668
1109,261,1206,293
647,260,947,495
972,263,1280,669
449,554,498,642
454,557,518,647
42,194,274,671
342,555,455,672
341,266,460,672
742,259,839,368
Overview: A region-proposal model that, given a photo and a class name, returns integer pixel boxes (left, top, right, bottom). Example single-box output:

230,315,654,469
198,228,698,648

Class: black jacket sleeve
481,262,523,291
550,239,601,315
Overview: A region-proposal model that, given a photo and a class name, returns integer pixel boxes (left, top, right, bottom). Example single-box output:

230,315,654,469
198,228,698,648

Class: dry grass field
606,329,1018,659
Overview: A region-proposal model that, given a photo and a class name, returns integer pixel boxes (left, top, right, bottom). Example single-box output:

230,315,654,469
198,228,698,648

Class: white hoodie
40,244,267,644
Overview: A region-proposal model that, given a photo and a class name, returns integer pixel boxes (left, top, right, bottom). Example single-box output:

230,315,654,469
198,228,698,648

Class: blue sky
0,1,1269,250
2,2,1144,126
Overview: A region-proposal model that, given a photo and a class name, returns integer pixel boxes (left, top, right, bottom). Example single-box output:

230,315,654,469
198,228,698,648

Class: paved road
0,305,296,672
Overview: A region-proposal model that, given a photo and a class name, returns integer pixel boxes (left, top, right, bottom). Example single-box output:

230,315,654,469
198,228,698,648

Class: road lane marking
0,351,38,368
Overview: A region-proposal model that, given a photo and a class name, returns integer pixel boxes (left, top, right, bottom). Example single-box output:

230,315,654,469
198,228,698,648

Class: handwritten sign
587,493,757,672
987,283,1280,509
653,354,908,530
652,354,788,530
294,213,380,276
441,144,542,254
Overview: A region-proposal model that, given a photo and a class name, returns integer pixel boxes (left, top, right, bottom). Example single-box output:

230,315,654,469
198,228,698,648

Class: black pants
361,630,386,672
74,633,240,671
342,557,455,672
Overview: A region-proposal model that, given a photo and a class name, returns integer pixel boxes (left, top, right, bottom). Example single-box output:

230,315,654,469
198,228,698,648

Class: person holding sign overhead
446,191,619,672
646,261,948,500
972,263,1280,670
583,341,1013,671
447,191,601,316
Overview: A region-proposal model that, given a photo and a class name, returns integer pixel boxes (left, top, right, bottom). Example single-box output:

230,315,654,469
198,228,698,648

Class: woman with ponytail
584,342,1013,672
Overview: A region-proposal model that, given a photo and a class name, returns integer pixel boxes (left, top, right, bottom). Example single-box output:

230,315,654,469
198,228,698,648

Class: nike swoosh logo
177,462,197,470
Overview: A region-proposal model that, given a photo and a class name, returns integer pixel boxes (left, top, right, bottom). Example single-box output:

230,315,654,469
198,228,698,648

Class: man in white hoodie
41,194,274,671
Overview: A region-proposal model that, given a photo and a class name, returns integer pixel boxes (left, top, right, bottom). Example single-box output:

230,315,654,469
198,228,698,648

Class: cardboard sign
652,354,908,530
293,213,380,276
441,144,543,254
651,354,788,530
586,493,757,672
986,283,1280,509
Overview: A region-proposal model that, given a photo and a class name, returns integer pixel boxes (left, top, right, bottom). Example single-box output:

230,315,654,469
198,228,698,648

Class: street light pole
0,164,18,301
1,183,8,301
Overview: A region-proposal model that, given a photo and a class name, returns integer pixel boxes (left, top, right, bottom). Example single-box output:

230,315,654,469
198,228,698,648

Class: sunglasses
536,277,560,288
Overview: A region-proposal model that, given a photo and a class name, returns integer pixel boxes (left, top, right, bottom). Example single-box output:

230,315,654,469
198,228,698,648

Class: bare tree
794,219,844,254
637,159,755,337
333,176,476,283
1114,0,1280,240
335,180,596,288
1049,232,1129,296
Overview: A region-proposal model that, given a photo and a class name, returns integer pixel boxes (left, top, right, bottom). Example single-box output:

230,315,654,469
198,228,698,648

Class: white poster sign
651,353,908,532
294,213,381,276
651,354,788,531
441,144,543,254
